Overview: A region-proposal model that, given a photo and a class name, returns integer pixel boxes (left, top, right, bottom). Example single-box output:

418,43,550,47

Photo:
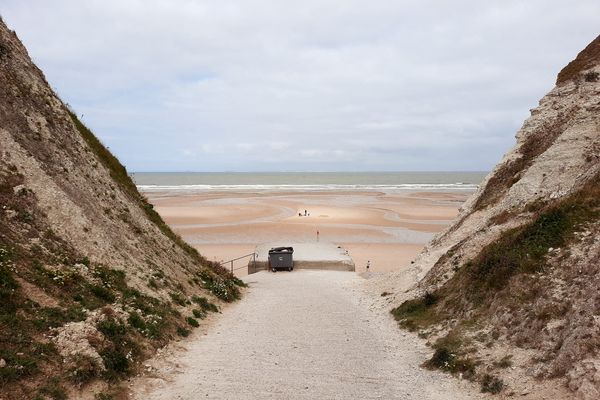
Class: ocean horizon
132,171,488,192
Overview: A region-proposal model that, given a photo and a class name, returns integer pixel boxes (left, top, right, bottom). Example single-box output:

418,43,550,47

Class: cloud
2,0,599,171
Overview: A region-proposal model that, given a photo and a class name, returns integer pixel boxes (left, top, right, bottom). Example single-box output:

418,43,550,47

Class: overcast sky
2,1,599,172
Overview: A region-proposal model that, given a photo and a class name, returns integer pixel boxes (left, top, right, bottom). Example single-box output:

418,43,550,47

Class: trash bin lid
268,246,294,254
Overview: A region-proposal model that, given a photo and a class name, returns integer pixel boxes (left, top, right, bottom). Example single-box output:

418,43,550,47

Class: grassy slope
0,117,242,399
68,111,206,262
392,173,600,392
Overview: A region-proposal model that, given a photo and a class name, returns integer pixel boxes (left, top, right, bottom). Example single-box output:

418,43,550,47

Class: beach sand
144,190,471,275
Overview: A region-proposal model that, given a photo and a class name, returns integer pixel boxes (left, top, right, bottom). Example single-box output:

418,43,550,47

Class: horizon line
130,170,490,174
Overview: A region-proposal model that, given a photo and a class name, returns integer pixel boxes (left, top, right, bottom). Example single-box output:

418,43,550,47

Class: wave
136,183,479,192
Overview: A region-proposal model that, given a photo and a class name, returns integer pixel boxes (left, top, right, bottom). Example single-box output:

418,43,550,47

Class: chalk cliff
387,35,600,398
0,18,241,399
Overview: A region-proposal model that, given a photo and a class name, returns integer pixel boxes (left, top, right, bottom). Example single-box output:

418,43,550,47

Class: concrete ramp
248,242,355,274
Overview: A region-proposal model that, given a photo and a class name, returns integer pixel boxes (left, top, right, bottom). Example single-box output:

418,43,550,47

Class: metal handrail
219,252,257,274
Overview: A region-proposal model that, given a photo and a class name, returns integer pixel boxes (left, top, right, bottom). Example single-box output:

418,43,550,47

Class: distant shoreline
136,184,480,193
133,171,487,193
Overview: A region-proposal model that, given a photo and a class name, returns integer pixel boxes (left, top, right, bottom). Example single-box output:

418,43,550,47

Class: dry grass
392,172,600,385
556,35,600,85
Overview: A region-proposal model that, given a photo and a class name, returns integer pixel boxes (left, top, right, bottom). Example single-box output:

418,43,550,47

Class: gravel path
132,270,483,399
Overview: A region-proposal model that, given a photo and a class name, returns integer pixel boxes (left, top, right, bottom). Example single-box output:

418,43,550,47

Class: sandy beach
144,190,471,275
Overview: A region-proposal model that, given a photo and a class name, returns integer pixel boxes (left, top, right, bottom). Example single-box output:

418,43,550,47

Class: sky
1,1,599,172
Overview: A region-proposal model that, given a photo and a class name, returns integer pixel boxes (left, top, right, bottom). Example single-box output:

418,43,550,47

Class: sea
132,172,488,192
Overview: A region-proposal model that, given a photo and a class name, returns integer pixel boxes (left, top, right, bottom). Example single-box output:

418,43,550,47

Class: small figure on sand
366,260,370,271
316,230,319,242
304,209,307,216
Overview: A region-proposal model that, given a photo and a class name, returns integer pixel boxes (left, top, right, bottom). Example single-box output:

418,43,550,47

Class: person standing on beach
317,230,319,242
366,260,370,271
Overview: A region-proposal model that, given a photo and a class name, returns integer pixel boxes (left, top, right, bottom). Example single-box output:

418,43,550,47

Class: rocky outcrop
387,35,600,397
0,18,240,399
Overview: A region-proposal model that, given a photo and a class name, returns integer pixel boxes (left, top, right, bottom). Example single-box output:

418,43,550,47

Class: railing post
231,260,233,274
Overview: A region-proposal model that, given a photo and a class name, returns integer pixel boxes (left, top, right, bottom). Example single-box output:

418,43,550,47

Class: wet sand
144,190,471,275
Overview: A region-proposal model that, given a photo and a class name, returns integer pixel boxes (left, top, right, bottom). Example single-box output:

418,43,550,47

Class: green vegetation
176,326,191,337
0,245,191,396
0,110,243,397
69,111,210,261
38,377,67,400
392,174,600,384
556,35,600,84
169,291,188,306
423,331,477,379
465,174,599,303
0,348,40,383
186,316,199,327
68,354,100,385
0,247,19,316
97,317,136,380
88,283,116,303
391,292,439,332
197,270,240,302
34,307,86,330
465,209,571,298
127,311,146,331
480,374,504,394
191,295,219,313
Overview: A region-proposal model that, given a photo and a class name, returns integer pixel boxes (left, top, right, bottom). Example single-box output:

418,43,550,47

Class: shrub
191,295,219,313
186,317,199,327
68,354,100,384
197,270,240,302
462,180,600,304
584,71,599,82
391,292,439,331
78,257,91,267
0,349,39,383
100,349,129,379
127,311,146,331
17,210,33,223
424,331,476,379
97,319,127,339
88,284,116,303
169,291,187,306
34,306,86,329
425,347,476,378
38,377,67,400
481,374,504,394
0,258,19,314
93,267,126,292
176,326,190,337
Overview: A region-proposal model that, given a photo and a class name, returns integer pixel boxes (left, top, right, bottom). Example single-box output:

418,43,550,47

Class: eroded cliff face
0,19,241,399
388,36,600,398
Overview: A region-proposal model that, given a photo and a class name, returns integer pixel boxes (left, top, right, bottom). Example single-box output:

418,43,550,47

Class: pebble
0,359,6,368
